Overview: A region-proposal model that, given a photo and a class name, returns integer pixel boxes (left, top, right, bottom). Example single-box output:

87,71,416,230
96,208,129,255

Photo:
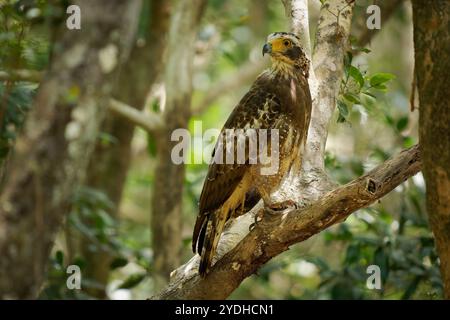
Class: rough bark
151,0,206,290
0,0,140,299
155,145,421,299
80,0,170,299
412,0,450,299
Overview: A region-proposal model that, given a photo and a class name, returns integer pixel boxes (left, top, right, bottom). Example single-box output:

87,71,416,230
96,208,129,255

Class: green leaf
350,160,364,176
305,257,329,271
403,136,415,148
396,117,408,131
147,132,157,157
343,93,361,104
343,52,353,76
118,273,147,289
369,73,395,87
110,257,129,270
354,47,371,54
345,51,353,66
98,132,118,146
362,91,376,99
373,83,387,91
401,276,422,300
151,99,159,113
349,66,364,88
337,100,349,117
55,250,64,266
345,244,360,264
337,113,346,123
384,114,395,126
374,247,389,283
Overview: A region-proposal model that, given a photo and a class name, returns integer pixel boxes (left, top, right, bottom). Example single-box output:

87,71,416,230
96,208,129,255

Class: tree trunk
80,0,171,299
0,0,141,299
151,0,206,290
412,0,450,299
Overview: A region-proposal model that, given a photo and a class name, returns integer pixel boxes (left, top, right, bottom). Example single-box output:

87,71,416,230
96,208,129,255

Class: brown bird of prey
192,32,312,276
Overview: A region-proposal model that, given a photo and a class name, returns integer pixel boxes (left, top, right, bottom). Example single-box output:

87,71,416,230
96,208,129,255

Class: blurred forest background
0,0,446,299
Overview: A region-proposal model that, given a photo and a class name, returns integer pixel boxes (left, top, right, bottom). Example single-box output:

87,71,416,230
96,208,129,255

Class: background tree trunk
151,0,206,290
0,0,141,299
412,0,450,299
80,0,171,299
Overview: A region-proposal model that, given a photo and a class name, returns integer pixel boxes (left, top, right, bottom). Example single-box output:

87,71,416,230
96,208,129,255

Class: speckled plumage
193,32,312,276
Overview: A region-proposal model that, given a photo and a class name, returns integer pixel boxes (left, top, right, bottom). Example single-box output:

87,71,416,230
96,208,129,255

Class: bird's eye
283,40,291,46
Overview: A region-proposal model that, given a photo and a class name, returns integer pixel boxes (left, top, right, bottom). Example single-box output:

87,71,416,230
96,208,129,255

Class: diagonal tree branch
151,0,368,300
154,145,421,299
151,0,417,300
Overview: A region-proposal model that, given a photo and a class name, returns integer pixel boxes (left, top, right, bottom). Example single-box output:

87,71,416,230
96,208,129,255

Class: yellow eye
283,39,291,47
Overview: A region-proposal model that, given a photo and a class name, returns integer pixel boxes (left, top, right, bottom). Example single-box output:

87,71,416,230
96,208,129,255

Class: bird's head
263,32,309,77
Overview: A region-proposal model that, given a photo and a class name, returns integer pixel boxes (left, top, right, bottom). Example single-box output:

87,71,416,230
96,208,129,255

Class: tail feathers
192,214,207,254
198,211,227,276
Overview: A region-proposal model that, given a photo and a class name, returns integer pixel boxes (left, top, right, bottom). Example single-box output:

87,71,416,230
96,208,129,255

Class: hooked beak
262,43,272,56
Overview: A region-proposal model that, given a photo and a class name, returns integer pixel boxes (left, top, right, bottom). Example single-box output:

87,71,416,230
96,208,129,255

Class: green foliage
308,200,443,299
70,187,118,249
337,50,396,123
41,187,153,299
39,251,91,300
0,0,54,163
0,83,34,160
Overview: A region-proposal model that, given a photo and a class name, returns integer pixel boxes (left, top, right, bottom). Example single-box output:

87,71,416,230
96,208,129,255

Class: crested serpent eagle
192,32,312,276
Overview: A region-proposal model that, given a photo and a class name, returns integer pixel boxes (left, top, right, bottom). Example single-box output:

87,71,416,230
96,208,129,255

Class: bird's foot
264,199,298,216
249,200,298,231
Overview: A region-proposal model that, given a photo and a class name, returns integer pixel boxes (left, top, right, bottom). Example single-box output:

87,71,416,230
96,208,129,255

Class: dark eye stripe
285,46,301,60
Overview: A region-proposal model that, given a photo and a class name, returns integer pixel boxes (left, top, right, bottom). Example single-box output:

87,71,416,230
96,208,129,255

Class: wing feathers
198,208,228,276
192,70,308,275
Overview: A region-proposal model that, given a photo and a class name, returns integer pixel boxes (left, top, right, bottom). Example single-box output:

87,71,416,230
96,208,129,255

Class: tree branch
283,0,320,118
283,0,312,57
151,0,420,300
0,71,164,133
154,145,421,299
108,98,163,133
0,70,43,82
304,0,354,174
